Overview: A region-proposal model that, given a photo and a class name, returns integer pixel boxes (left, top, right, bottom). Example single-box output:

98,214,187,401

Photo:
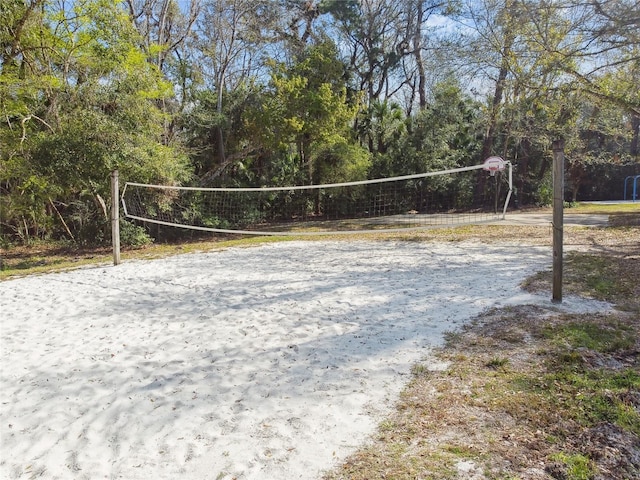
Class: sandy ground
0,241,610,479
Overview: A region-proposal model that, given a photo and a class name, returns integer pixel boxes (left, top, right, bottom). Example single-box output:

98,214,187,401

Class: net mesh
122,165,512,235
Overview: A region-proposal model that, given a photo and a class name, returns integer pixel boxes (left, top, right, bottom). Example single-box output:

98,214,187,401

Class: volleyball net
121,163,513,235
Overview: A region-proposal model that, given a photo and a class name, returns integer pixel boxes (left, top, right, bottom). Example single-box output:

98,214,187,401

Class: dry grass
324,307,639,480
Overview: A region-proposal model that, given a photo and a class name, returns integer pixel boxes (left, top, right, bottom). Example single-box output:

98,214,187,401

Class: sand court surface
0,240,609,479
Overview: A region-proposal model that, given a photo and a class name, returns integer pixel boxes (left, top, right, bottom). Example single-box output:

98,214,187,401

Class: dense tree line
1,0,638,245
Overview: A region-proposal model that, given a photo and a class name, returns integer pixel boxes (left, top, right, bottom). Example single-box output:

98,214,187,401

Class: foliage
1,0,638,246
244,39,368,188
1,0,191,245
119,219,153,247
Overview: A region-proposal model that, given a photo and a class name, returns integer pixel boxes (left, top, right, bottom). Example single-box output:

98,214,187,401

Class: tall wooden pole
552,140,565,303
111,170,121,266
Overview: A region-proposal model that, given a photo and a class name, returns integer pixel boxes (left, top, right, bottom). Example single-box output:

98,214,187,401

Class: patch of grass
443,443,479,458
523,247,640,312
566,254,620,299
378,420,396,432
410,364,429,377
485,357,510,370
10,257,56,270
519,366,640,434
0,252,113,279
542,319,636,352
504,318,640,435
549,452,595,480
564,254,614,298
442,330,464,344
609,214,640,226
578,370,639,434
569,202,640,214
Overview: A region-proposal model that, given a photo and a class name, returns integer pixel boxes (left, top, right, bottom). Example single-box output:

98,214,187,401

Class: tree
406,80,482,170
509,0,640,200
445,0,639,203
358,100,405,156
560,0,640,116
245,40,368,187
193,0,275,170
124,0,201,144
124,0,200,71
1,0,191,244
573,1,640,158
322,0,409,105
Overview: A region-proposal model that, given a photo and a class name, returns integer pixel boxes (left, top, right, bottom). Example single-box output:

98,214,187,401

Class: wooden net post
552,140,564,303
111,170,121,266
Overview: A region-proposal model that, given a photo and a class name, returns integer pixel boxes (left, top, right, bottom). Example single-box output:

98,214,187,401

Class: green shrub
536,173,553,206
119,219,153,247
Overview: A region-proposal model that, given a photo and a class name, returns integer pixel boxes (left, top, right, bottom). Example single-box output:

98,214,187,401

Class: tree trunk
413,1,427,110
538,157,550,181
216,126,226,166
517,139,530,203
481,39,512,161
216,82,226,165
631,113,640,158
477,30,513,204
